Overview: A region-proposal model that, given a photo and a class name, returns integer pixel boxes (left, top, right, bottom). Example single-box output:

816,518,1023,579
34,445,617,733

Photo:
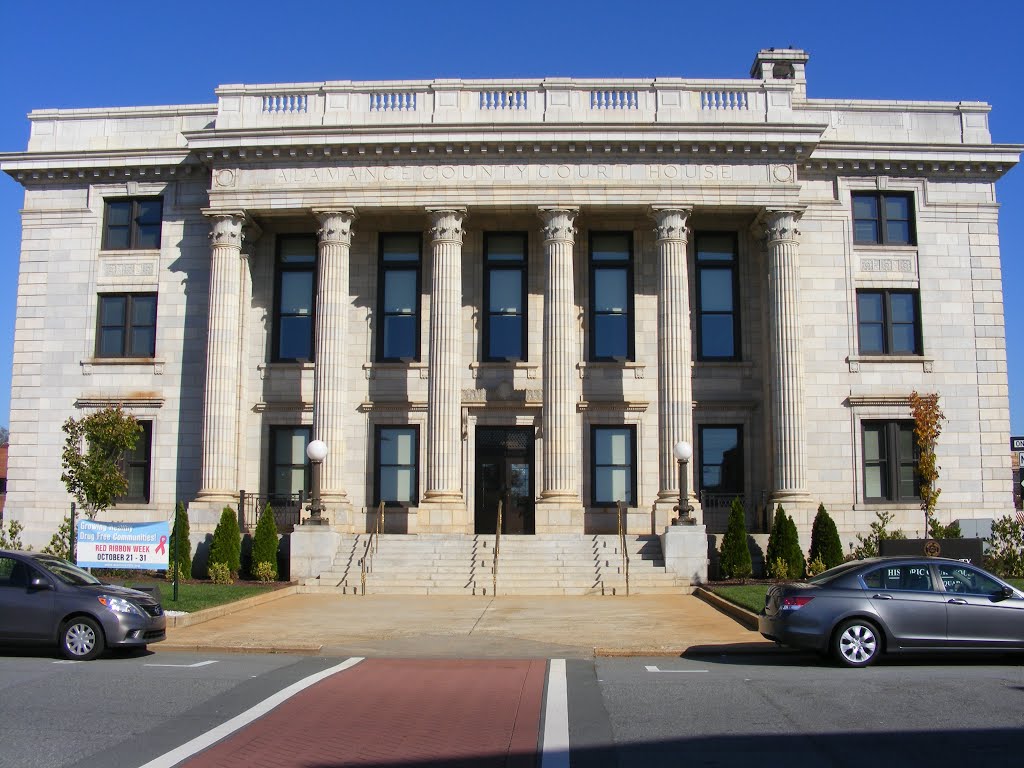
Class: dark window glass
852,192,915,246
117,421,152,503
269,426,311,502
376,426,419,506
696,233,739,360
484,233,527,361
589,233,633,361
592,426,636,506
698,426,744,495
96,293,157,358
856,290,921,355
274,236,316,362
864,564,934,591
937,564,1003,596
378,234,421,361
103,198,163,250
862,420,919,503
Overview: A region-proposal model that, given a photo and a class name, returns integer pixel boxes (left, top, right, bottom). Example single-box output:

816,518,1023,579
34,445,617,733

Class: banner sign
76,520,170,570
879,538,984,567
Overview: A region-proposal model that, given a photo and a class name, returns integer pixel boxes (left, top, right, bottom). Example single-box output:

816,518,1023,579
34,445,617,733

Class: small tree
852,510,907,559
783,514,806,580
42,515,74,561
0,513,26,550
167,501,193,581
250,503,280,581
909,391,945,536
928,518,962,539
208,506,242,578
765,504,788,571
718,497,752,579
0,425,9,446
808,503,844,570
984,514,1024,578
60,406,142,520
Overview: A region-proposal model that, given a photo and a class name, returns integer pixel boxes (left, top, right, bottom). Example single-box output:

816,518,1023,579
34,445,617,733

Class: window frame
268,425,312,503
694,232,741,362
696,424,745,497
851,191,916,246
272,235,318,362
374,425,420,508
588,232,635,362
482,232,529,362
861,420,920,503
590,424,637,508
95,293,158,359
102,197,163,251
856,289,922,356
116,420,152,504
376,233,423,362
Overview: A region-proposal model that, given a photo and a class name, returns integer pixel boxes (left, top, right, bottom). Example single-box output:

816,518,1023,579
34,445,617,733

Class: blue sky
1,0,1022,435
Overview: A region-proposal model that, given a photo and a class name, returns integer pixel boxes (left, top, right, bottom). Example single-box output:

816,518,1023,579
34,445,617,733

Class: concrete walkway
161,591,772,659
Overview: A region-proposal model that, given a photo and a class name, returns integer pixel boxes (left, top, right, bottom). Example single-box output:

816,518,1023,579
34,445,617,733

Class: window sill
362,361,428,380
851,244,918,252
853,502,922,511
258,361,314,379
847,355,932,373
577,361,646,379
98,248,162,256
470,361,539,379
82,358,164,375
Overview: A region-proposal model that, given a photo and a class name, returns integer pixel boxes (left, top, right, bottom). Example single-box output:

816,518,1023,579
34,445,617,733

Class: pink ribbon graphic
155,535,167,555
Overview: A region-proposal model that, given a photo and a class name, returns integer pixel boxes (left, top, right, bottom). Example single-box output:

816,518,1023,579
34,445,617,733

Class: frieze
101,261,156,278
859,256,914,274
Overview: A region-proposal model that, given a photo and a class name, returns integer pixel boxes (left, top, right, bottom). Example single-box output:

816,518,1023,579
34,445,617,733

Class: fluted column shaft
765,210,808,496
200,213,247,497
539,208,580,500
652,208,694,501
313,209,355,501
425,208,466,500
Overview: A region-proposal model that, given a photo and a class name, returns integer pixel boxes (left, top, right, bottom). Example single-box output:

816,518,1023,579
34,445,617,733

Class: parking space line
145,660,219,668
541,658,569,768
644,665,708,673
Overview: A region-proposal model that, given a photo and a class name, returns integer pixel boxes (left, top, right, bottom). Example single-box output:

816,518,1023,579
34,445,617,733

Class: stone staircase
301,533,691,596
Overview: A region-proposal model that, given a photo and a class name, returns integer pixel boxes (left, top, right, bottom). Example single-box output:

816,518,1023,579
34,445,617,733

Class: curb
159,641,323,655
165,585,299,629
693,587,759,631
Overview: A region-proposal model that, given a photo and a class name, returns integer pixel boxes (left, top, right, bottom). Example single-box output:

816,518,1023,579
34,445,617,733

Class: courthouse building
1,49,1019,576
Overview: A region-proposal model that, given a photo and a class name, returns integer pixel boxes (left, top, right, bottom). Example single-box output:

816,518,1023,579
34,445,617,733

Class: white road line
541,658,570,768
145,660,219,668
645,665,709,673
137,656,365,768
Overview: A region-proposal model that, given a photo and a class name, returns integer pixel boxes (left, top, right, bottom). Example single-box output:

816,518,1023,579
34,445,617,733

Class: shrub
208,562,233,585
765,504,787,570
782,514,806,580
42,515,74,561
809,503,844,570
852,510,907,559
718,497,752,579
208,506,241,578
167,501,193,582
254,561,277,583
806,556,827,577
250,503,279,580
984,514,1024,578
768,557,790,580
0,514,26,550
928,517,962,539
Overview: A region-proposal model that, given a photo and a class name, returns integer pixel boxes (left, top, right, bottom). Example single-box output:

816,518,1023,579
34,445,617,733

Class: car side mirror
999,585,1015,600
28,576,53,591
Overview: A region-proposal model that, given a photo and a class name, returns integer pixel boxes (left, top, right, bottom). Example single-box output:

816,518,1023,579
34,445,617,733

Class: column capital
203,210,260,246
538,207,579,242
426,207,468,243
649,206,693,241
313,209,356,245
757,209,803,244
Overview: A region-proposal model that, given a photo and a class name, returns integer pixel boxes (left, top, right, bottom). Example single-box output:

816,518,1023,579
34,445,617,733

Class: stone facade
1,49,1019,560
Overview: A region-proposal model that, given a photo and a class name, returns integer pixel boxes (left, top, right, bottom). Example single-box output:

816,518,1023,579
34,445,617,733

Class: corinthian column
423,208,467,504
312,209,355,515
651,207,696,516
763,210,809,500
199,212,249,500
538,207,581,510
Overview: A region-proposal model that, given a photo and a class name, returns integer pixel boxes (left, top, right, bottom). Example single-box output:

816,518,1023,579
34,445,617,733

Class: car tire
59,617,105,661
832,618,881,668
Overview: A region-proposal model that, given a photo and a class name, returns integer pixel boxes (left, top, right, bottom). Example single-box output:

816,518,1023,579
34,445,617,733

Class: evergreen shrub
808,503,844,570
250,503,279,581
208,506,241,577
718,497,752,579
166,501,193,582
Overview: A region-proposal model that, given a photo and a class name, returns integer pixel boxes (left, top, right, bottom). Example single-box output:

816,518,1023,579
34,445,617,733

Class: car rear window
807,561,865,585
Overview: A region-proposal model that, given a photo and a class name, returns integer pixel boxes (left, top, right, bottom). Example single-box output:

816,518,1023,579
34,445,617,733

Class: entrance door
475,427,534,534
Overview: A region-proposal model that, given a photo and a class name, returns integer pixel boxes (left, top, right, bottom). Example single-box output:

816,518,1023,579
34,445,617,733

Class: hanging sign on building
1011,436,1024,451
76,520,170,570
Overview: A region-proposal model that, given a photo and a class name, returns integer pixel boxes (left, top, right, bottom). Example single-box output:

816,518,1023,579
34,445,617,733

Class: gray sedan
758,556,1024,667
0,549,166,660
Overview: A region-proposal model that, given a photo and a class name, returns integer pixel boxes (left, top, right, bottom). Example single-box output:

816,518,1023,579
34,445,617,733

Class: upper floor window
117,421,152,503
483,233,528,361
375,425,419,506
378,234,422,361
695,233,739,360
862,420,919,503
591,425,636,507
96,293,157,358
589,233,634,361
857,289,921,355
103,198,163,250
852,192,915,246
274,235,316,362
269,426,311,503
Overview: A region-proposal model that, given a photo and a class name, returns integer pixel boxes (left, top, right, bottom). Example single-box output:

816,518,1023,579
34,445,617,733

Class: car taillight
781,596,814,610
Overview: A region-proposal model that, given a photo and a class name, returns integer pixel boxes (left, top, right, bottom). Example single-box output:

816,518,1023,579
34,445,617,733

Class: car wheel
59,617,105,661
832,618,881,668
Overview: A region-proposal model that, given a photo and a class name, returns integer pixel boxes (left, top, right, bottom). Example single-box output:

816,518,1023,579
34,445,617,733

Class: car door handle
947,598,968,605
871,594,893,600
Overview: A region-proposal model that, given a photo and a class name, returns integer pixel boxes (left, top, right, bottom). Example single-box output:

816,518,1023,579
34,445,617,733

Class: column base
535,497,585,533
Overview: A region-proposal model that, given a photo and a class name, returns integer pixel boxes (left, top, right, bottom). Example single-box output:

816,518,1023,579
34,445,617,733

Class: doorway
475,427,535,534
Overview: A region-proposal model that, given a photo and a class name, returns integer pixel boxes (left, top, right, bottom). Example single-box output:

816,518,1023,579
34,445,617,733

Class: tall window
698,425,743,497
269,426,311,502
696,233,739,360
103,198,163,250
862,420,919,502
376,426,419,506
96,293,157,358
591,426,636,506
852,192,915,246
378,234,422,361
483,233,527,361
117,421,152,503
857,290,921,355
274,235,316,361
589,233,634,361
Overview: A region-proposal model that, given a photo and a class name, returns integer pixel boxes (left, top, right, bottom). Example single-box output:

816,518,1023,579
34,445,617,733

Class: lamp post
305,439,328,525
673,440,693,524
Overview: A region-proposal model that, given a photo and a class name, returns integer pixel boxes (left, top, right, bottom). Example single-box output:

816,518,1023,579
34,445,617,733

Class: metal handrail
493,499,503,596
617,500,630,596
360,501,385,595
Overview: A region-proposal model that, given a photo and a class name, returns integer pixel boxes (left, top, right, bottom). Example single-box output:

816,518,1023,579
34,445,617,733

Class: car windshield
807,560,866,585
34,556,102,586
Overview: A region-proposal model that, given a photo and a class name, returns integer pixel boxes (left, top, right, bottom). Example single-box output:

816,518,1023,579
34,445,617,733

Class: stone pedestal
661,523,709,584
289,525,342,582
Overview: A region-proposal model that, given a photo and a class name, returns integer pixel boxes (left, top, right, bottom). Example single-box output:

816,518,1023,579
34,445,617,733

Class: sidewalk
161,588,773,658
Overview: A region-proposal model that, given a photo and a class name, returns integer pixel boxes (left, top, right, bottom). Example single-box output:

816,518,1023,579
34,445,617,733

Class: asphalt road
0,646,1022,767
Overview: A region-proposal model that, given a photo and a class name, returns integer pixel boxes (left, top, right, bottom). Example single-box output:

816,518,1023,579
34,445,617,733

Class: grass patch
709,585,769,614
1009,579,1024,590
114,580,280,613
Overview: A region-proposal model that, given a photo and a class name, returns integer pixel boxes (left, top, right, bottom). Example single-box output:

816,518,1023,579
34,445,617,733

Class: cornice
805,142,1021,180
1,148,201,183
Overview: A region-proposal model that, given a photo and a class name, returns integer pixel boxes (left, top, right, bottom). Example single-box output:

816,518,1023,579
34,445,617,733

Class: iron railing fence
238,490,304,533
700,491,770,534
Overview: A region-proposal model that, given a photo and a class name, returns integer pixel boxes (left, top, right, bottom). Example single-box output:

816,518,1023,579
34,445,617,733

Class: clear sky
1,0,1022,435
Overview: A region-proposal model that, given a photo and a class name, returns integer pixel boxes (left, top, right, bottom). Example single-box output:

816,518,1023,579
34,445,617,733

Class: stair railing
493,499,503,596
617,500,630,596
360,501,385,595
